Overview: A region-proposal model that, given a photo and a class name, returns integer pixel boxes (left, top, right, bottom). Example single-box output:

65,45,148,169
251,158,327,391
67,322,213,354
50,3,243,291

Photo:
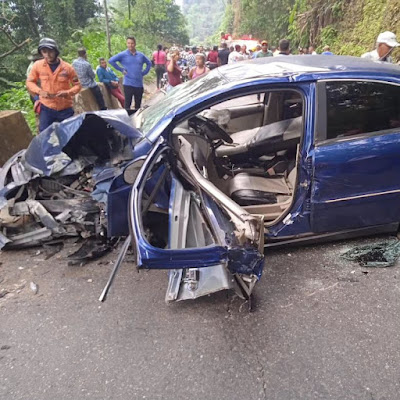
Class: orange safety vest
26,58,81,111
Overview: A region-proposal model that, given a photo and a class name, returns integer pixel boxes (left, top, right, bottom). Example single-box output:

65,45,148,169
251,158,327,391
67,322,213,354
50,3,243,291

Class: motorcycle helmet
38,38,60,57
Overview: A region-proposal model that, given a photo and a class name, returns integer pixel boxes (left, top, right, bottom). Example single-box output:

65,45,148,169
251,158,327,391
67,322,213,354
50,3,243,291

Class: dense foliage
182,0,227,45
220,0,400,56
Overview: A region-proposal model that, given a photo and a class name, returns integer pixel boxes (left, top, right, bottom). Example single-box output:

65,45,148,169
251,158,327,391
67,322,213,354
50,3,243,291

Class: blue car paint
311,131,400,232
129,140,266,275
25,110,142,176
108,56,400,258
129,141,228,270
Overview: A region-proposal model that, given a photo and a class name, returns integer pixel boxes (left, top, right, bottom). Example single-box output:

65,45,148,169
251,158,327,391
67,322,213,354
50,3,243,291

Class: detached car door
311,79,400,233
128,137,265,302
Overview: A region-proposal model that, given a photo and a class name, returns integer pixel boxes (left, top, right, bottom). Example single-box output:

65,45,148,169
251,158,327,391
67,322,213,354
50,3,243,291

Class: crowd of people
25,30,399,132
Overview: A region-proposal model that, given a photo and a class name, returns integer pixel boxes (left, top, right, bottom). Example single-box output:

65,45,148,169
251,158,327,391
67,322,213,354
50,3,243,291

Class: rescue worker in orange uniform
26,38,81,132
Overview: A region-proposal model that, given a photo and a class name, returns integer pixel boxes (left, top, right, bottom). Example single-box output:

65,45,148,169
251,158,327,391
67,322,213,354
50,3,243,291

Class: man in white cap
361,31,399,62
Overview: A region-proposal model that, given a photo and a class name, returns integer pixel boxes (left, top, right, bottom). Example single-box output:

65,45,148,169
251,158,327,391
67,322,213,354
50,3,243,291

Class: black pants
90,85,107,110
155,65,166,88
123,85,144,111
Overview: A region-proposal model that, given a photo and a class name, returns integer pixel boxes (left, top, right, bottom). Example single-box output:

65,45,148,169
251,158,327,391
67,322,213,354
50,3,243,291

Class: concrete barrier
74,83,122,114
0,110,32,166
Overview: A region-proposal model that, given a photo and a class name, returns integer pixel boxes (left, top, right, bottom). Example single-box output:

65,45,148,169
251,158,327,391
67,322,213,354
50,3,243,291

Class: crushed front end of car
0,111,143,258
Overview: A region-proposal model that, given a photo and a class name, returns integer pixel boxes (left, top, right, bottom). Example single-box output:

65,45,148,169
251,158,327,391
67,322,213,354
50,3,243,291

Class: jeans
155,65,166,88
89,85,107,110
39,104,74,132
123,85,144,111
110,87,125,108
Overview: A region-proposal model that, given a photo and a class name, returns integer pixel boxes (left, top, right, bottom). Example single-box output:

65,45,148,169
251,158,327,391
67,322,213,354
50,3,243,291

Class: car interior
171,89,304,225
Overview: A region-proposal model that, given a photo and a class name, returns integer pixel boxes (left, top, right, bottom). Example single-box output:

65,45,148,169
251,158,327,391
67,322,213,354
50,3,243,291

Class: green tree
182,0,226,44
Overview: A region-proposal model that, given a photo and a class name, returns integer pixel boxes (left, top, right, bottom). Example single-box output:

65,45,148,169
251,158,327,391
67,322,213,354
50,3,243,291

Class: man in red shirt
207,46,219,70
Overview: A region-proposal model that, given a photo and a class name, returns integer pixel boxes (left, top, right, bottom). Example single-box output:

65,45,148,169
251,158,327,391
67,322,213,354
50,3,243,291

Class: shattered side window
326,81,400,139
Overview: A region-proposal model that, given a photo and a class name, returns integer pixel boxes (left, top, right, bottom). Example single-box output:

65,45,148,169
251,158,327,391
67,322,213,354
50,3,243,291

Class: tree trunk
103,0,112,57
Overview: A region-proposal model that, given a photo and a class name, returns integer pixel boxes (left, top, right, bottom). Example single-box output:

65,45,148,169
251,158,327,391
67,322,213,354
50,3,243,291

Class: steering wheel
188,115,233,144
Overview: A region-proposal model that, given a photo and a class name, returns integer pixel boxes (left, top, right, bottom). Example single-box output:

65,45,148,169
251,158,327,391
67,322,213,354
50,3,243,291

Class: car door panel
128,137,265,300
311,80,400,233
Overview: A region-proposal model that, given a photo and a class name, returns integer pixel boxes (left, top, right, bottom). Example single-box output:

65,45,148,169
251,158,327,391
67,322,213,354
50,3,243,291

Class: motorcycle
181,65,190,82
160,72,168,92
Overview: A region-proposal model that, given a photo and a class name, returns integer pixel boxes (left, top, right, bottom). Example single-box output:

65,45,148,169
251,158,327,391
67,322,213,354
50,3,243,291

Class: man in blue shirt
321,45,334,55
108,36,151,112
72,48,107,110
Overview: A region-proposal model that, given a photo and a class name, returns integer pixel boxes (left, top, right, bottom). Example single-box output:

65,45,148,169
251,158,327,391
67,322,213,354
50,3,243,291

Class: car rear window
326,81,400,139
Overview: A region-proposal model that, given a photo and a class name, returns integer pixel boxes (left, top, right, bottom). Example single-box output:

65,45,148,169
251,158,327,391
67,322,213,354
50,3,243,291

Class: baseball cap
377,31,400,48
261,40,268,45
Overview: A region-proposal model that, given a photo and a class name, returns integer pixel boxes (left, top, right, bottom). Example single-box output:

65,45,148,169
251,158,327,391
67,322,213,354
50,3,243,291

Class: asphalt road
1,234,400,400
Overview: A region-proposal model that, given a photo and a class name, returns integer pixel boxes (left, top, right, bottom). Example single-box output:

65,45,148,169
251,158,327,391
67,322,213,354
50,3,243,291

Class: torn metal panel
0,150,27,190
0,231,11,247
24,111,142,177
178,135,264,245
166,178,235,302
6,227,53,248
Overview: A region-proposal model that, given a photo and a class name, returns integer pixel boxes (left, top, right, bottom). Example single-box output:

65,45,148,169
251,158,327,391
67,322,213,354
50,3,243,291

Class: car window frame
210,93,266,110
314,79,400,146
172,85,306,133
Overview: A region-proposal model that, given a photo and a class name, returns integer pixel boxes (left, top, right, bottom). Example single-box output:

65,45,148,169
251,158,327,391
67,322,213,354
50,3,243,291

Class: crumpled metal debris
67,237,118,266
0,111,142,260
341,239,400,267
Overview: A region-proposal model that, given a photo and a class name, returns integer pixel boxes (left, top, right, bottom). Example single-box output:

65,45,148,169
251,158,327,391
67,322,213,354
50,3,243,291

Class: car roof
219,55,400,82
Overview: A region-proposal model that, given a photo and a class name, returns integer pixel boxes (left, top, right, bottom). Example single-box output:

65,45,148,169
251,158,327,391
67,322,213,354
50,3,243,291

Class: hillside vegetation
221,0,400,57
182,0,227,45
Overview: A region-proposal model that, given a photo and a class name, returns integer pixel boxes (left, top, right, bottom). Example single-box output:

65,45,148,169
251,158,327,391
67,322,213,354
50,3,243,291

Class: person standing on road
189,54,209,80
321,45,334,55
166,49,182,89
26,38,81,132
241,44,250,59
256,41,273,58
198,45,206,58
26,49,43,104
97,58,125,108
228,44,244,64
218,42,230,66
187,47,197,69
278,39,291,55
152,44,167,90
253,44,262,58
362,31,400,62
309,45,317,55
108,36,152,112
72,48,107,110
207,46,219,69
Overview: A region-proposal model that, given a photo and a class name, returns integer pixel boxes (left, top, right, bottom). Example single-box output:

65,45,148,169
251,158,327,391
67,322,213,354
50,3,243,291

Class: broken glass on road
341,239,400,267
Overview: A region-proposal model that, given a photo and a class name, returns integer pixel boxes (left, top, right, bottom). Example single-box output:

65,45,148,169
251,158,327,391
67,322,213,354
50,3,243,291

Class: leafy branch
0,14,31,60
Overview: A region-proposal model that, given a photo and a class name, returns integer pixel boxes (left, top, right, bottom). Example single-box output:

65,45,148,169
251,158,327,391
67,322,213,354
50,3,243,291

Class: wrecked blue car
106,56,400,302
2,56,400,303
